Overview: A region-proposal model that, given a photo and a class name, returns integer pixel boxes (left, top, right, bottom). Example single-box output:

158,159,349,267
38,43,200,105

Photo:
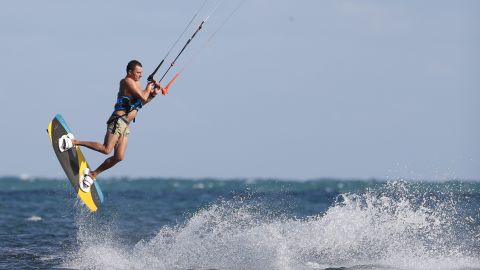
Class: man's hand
153,87,162,96
150,81,163,97
154,81,163,90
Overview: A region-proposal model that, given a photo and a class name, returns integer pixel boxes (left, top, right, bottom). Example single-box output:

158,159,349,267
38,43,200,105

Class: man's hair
126,60,142,73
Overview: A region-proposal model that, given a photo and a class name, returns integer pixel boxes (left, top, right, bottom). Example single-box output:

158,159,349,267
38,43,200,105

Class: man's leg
90,135,128,179
73,131,119,155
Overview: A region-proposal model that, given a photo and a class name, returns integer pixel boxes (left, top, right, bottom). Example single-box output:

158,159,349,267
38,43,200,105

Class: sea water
0,177,479,269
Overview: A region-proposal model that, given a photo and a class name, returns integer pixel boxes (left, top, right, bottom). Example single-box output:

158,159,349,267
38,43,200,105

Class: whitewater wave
26,215,43,222
65,181,480,270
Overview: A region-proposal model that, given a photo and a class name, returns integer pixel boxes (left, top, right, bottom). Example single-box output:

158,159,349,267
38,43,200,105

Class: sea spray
67,205,132,269
294,181,466,268
64,181,480,270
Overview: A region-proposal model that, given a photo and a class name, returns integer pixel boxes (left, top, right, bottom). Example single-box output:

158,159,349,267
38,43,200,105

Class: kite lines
147,0,245,95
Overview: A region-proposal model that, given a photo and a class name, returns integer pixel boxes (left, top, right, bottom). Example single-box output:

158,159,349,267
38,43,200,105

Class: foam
26,215,42,222
65,181,480,270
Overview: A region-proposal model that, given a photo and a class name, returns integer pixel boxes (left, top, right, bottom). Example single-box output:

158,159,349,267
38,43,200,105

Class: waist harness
107,95,143,133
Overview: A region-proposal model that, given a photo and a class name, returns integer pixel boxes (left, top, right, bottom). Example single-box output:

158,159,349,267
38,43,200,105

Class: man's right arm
124,78,154,103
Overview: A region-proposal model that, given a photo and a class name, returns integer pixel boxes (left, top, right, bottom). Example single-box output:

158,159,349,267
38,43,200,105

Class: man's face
129,65,143,81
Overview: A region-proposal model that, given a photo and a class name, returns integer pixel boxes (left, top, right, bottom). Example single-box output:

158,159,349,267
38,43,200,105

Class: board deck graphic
47,114,104,211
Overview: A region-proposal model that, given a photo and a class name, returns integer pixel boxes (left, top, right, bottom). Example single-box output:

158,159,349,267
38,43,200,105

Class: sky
0,0,479,180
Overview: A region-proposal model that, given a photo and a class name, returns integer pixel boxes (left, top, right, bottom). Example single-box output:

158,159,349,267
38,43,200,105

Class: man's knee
114,153,125,162
103,146,114,155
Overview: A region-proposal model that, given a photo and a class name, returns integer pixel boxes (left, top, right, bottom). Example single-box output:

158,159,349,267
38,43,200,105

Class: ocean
0,177,479,270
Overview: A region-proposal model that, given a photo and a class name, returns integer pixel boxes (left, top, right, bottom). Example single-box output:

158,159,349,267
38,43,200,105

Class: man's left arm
143,81,163,105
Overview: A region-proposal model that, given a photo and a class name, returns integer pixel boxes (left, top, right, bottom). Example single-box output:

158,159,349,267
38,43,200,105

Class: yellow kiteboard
47,114,104,212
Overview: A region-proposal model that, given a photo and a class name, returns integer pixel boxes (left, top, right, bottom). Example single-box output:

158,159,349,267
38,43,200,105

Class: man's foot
79,168,95,193
59,133,75,152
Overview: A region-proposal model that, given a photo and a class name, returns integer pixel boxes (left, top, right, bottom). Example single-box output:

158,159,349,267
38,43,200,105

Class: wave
26,215,43,222
64,181,480,270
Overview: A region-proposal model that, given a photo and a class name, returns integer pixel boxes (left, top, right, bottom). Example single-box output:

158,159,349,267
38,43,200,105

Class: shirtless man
60,60,163,192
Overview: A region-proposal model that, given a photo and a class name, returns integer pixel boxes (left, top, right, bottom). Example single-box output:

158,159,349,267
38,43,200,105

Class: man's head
126,60,143,81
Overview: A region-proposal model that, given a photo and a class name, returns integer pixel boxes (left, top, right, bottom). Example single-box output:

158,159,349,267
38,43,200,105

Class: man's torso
115,79,139,122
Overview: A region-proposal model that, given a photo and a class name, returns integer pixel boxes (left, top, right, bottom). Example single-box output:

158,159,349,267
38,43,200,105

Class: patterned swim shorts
107,115,130,137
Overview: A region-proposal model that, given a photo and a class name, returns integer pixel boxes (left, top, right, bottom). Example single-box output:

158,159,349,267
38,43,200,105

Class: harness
114,95,143,112
107,94,143,133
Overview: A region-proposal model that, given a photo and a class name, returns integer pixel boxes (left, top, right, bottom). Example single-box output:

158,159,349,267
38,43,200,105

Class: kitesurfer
60,60,164,192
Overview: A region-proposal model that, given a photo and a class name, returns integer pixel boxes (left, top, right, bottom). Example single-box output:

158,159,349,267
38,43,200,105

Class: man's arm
124,78,156,104
144,82,163,104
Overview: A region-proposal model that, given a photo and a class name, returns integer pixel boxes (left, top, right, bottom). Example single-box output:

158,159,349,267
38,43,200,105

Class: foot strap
79,168,95,192
59,133,75,152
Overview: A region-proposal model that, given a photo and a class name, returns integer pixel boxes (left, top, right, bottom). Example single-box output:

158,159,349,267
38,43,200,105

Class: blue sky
1,0,479,180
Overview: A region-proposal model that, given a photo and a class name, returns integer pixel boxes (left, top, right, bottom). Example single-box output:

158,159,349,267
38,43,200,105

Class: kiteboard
47,114,104,212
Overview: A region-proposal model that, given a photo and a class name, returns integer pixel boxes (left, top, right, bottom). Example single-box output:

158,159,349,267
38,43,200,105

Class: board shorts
107,115,130,137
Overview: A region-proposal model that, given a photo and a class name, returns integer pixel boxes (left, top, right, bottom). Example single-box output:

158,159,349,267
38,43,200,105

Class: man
60,60,163,192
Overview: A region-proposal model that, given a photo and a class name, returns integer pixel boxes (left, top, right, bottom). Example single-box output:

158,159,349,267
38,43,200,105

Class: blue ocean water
0,177,479,270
